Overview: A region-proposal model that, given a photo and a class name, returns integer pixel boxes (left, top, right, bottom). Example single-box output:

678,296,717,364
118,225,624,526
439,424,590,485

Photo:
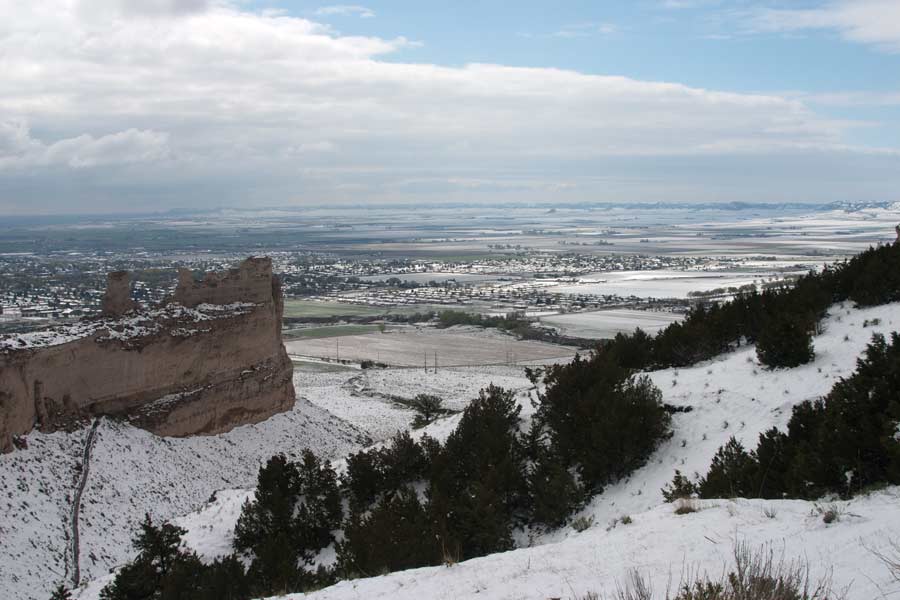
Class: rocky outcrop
0,258,295,453
101,271,137,317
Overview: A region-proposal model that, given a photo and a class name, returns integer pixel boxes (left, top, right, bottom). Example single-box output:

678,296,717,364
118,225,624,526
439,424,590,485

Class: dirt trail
69,419,100,587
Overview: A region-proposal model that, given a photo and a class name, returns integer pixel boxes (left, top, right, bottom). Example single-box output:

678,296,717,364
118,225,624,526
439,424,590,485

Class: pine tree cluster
599,240,900,370
665,332,900,502
104,376,668,598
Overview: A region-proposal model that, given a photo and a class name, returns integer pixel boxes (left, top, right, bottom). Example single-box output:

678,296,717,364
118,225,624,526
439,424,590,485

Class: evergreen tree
233,450,342,596
526,441,582,527
410,394,445,428
195,555,251,600
293,449,342,556
338,486,436,577
100,515,208,600
49,585,72,600
535,351,670,491
756,313,814,368
234,454,300,555
233,453,303,595
428,385,528,559
695,333,900,501
698,437,758,498
661,470,698,502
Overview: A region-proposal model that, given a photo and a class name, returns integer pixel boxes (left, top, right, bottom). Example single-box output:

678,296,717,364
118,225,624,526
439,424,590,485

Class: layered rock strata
0,257,295,452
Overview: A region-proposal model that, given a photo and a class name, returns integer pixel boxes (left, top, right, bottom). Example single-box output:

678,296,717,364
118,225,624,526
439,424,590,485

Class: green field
282,299,486,319
282,300,389,318
283,324,382,340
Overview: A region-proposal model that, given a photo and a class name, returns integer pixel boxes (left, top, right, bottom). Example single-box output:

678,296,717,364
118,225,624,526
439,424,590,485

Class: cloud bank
755,0,900,53
0,1,896,212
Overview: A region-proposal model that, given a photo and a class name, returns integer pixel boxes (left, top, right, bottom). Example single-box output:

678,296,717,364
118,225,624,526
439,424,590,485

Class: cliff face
0,258,295,453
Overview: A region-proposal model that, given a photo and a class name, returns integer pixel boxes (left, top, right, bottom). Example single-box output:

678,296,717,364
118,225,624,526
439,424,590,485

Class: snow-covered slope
133,300,900,600
539,299,900,544
265,300,899,600
0,361,539,600
0,376,368,600
266,490,900,600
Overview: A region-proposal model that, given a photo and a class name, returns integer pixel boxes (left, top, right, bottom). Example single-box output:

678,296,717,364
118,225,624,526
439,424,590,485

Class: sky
1,0,899,215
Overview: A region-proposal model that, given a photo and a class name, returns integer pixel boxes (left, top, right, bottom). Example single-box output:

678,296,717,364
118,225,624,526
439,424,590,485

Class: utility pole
434,351,437,373
336,338,339,362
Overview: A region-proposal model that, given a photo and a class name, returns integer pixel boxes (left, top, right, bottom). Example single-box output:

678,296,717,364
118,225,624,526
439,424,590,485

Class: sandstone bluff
0,257,295,453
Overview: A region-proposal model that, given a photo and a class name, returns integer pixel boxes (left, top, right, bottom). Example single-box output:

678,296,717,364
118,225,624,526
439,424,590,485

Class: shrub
600,544,836,600
571,515,594,532
870,539,900,585
756,314,814,368
662,469,698,502
674,498,698,515
409,394,446,428
814,503,845,524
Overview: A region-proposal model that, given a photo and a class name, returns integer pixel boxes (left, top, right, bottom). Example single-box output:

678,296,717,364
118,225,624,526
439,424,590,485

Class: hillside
73,299,900,600
0,353,545,599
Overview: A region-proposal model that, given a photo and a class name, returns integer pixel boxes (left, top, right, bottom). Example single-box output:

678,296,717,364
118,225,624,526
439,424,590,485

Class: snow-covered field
286,326,576,367
293,361,536,441
550,269,803,300
541,308,682,338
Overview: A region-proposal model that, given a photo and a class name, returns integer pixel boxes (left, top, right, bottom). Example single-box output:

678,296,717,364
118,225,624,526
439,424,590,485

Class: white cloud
76,0,212,19
535,22,618,38
0,120,170,170
315,5,375,19
754,0,900,53
0,1,895,210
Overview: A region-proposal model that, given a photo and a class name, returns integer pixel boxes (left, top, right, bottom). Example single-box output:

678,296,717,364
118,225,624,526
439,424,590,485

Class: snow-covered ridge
0,301,258,352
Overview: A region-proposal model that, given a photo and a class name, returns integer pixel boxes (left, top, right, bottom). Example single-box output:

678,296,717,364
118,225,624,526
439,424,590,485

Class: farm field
284,326,576,367
551,269,802,299
540,308,682,338
359,272,509,284
282,300,389,318
283,324,383,340
283,299,464,319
